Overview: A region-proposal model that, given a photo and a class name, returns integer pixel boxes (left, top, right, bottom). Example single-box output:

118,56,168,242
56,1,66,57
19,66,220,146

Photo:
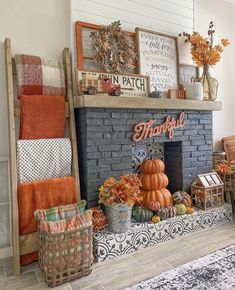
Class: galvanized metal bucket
106,204,132,233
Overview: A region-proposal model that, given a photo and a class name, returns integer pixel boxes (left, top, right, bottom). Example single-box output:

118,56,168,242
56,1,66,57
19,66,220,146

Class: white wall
196,0,235,151
0,0,70,255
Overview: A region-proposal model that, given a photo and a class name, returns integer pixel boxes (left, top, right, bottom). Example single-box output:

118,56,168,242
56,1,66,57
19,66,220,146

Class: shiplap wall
71,0,195,34
71,0,195,67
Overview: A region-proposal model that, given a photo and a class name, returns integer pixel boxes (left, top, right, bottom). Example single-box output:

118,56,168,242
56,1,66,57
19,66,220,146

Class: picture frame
136,27,179,97
75,21,136,72
76,69,150,98
179,63,199,86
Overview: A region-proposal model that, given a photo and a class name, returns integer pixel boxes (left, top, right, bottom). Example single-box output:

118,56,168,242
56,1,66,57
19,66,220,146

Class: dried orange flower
179,21,230,67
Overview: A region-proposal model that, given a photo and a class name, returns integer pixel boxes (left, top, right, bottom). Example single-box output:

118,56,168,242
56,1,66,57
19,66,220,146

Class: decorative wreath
90,21,137,73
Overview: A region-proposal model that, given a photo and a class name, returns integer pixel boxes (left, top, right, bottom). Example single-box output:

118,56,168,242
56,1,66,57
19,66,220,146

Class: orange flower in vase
98,174,142,233
180,21,230,101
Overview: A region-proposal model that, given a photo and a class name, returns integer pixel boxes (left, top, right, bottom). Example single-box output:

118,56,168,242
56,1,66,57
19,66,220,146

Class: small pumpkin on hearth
167,205,177,218
186,207,194,214
151,215,161,224
175,204,187,215
143,189,173,208
172,191,184,204
157,207,168,221
148,200,161,212
132,206,153,222
181,192,192,207
139,172,169,190
140,159,165,174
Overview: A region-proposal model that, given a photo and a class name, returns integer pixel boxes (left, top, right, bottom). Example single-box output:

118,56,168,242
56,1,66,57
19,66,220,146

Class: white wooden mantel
74,95,222,111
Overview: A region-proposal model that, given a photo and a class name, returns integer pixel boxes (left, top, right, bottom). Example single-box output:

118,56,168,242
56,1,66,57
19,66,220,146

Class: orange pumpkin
186,207,194,214
139,172,169,190
140,159,165,174
182,192,192,207
142,188,173,208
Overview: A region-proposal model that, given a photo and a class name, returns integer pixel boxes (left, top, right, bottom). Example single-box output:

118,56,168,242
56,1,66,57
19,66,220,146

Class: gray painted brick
98,158,121,165
112,163,131,171
87,126,112,132
99,145,121,152
87,132,103,139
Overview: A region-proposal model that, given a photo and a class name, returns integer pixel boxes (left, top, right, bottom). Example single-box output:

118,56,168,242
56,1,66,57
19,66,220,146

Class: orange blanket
18,176,77,236
19,95,65,139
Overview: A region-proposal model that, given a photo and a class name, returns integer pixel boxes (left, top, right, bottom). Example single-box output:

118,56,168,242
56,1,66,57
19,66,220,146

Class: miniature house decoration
191,172,224,210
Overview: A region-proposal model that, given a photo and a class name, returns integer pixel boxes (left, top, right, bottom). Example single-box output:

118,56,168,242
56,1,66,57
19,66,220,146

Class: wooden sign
136,28,179,97
132,112,185,142
77,70,150,98
179,64,199,85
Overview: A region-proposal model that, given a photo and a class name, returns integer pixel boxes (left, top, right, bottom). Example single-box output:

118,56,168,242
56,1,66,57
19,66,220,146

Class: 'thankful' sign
132,112,185,142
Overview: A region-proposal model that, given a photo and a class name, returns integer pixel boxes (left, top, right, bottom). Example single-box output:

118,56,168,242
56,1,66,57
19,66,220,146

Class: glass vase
198,65,218,101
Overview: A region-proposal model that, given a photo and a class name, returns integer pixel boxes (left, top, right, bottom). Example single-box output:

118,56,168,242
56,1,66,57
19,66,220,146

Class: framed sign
77,70,150,98
136,28,179,97
179,64,199,86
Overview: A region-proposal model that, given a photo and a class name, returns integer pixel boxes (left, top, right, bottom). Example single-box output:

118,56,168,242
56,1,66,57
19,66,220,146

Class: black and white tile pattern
132,142,164,172
17,138,72,183
124,244,235,290
93,204,233,263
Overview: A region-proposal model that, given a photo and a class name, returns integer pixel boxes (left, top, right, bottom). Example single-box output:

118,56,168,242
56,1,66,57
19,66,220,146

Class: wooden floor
0,219,234,290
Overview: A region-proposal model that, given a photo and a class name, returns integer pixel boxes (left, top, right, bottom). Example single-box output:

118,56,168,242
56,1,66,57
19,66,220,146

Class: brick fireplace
75,105,213,208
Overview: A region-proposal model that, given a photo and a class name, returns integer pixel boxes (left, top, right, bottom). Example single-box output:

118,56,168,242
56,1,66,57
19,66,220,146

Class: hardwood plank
4,38,20,276
74,94,222,111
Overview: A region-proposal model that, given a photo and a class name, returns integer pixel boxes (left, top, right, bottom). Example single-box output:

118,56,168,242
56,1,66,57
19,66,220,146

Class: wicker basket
38,225,93,287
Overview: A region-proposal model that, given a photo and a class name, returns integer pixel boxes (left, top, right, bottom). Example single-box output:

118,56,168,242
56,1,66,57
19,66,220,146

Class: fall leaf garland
90,21,137,73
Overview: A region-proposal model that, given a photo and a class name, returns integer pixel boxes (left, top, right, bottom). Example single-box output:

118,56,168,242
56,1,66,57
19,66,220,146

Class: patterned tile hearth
93,203,233,263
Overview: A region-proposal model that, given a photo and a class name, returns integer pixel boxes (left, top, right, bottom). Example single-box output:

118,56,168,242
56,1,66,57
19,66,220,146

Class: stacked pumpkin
139,159,173,209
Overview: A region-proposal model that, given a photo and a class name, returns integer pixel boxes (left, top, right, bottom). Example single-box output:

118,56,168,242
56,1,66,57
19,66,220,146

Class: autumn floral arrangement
91,21,137,73
180,21,229,67
216,160,233,174
180,21,230,100
99,174,142,206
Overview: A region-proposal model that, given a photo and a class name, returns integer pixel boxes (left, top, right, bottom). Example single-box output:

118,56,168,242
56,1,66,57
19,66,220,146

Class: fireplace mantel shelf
74,94,222,111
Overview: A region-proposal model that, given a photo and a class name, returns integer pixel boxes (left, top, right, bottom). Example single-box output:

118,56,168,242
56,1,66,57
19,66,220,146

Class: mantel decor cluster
75,19,230,102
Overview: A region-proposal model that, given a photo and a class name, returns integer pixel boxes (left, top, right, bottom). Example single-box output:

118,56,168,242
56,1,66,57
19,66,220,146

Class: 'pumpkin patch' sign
132,112,185,142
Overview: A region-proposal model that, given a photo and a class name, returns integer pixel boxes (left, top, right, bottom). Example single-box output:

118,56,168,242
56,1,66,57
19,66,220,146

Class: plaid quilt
34,200,87,222
39,209,92,234
14,54,66,98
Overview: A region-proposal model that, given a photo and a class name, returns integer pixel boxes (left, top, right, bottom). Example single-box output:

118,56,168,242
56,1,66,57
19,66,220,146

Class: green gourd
175,204,187,215
157,207,168,221
132,206,153,222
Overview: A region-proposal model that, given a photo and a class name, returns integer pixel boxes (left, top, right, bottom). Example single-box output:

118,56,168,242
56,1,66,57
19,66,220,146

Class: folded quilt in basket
39,210,92,234
20,95,65,139
14,54,66,98
17,138,72,183
18,176,77,236
34,200,87,222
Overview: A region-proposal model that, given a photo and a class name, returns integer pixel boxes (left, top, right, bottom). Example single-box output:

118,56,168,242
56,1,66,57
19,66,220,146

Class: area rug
124,244,235,290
